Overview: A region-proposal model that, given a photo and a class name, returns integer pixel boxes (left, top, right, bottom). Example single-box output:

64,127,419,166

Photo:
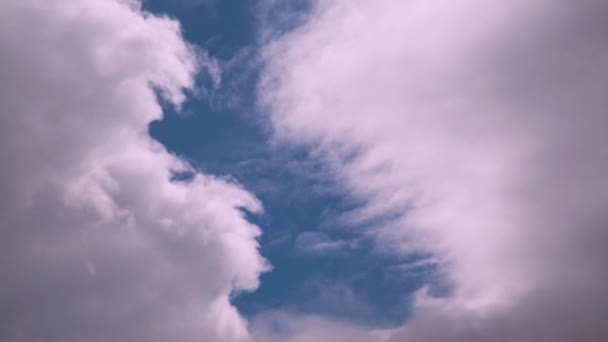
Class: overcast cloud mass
2,0,608,341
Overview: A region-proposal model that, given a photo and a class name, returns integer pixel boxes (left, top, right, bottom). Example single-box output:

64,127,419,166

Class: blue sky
144,0,435,327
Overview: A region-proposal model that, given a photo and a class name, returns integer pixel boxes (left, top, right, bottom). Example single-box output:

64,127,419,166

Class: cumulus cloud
0,1,267,341
260,0,608,340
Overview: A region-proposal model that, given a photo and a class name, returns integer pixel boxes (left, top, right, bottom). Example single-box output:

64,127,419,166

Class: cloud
294,231,355,256
259,0,608,340
251,311,383,342
0,1,267,341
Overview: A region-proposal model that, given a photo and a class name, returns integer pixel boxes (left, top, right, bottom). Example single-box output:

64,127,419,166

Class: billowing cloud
260,0,608,340
0,1,267,341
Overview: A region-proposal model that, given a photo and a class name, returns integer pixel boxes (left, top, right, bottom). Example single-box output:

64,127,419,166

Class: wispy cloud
259,0,608,340
294,231,357,256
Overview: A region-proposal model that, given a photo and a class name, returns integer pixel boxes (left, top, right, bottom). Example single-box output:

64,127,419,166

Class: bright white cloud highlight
0,1,267,341
260,0,608,340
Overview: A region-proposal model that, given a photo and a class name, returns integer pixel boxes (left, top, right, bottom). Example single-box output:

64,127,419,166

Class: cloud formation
251,311,382,342
260,0,608,340
0,1,267,341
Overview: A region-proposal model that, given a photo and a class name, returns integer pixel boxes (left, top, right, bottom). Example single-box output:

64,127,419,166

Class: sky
1,1,608,341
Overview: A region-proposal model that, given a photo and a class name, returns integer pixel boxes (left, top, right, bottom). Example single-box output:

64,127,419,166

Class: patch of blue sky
145,0,440,328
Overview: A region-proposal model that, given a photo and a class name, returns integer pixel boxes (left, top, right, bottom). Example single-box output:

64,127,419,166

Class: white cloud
259,0,608,340
251,311,384,342
0,1,267,341
294,231,356,256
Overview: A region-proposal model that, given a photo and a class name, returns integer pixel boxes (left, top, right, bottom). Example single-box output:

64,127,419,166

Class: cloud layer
260,0,608,340
0,1,267,341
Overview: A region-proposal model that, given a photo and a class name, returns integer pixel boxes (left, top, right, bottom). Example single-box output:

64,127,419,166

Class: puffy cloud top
0,1,267,341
